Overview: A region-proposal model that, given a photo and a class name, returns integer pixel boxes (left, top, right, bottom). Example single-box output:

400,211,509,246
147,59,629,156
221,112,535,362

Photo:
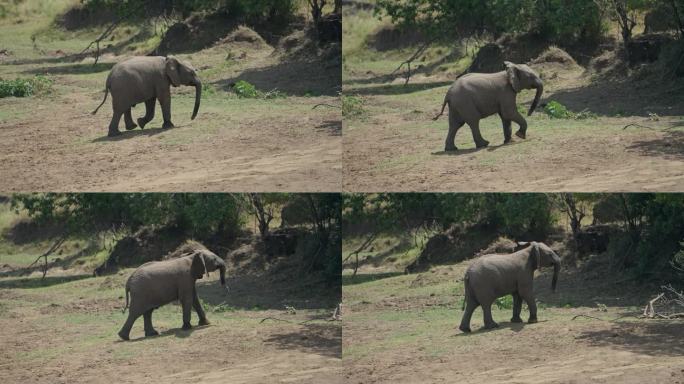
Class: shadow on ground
344,81,452,96
626,129,684,160
342,272,403,286
0,274,90,289
91,126,173,142
317,120,342,136
263,322,341,358
197,274,340,310
576,321,684,357
22,62,114,75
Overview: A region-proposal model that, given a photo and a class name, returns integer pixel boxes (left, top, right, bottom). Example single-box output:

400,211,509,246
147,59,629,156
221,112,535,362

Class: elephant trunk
219,264,226,286
191,79,202,120
528,83,543,116
551,260,559,292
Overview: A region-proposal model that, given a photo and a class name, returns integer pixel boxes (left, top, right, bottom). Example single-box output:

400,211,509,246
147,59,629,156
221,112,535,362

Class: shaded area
316,120,342,136
576,321,684,357
626,129,684,160
217,60,341,96
342,272,403,286
344,81,452,96
91,126,174,142
125,324,210,342
22,62,114,75
546,81,684,117
0,274,90,289
263,322,341,358
197,274,340,310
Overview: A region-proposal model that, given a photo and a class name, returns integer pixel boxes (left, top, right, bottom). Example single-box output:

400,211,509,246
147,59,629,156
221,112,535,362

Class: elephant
92,56,202,137
459,241,560,333
118,249,226,341
433,61,543,151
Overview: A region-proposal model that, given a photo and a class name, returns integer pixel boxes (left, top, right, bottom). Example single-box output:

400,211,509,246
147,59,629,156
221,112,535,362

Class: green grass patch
342,94,365,118
0,75,53,98
544,100,597,120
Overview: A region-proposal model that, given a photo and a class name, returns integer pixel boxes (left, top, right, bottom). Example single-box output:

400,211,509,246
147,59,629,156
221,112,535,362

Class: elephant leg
467,120,489,149
193,288,209,326
118,312,140,340
459,299,478,333
511,293,523,323
521,292,538,323
108,110,123,137
500,115,513,143
481,302,499,329
181,297,192,330
512,111,528,139
445,109,465,151
124,108,138,131
158,94,175,129
137,98,156,129
143,309,159,337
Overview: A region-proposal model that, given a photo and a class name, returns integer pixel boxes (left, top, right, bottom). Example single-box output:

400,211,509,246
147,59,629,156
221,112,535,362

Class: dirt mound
467,43,505,73
275,25,341,63
57,4,118,31
475,236,520,256
405,225,500,273
154,13,241,55
93,226,186,276
164,240,212,260
369,25,427,52
531,46,578,67
215,26,269,50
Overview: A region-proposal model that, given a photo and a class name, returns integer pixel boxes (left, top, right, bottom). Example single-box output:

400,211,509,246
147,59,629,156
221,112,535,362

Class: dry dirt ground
0,271,342,384
0,20,341,192
342,262,684,384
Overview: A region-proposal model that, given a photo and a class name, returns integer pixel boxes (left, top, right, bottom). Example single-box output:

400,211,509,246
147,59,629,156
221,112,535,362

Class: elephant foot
162,121,175,129
125,123,138,131
510,316,523,323
483,321,499,329
475,140,490,149
458,325,471,333
198,319,210,326
145,329,159,337
444,145,458,152
182,323,192,330
528,317,538,324
515,130,526,139
108,129,121,137
504,137,512,144
137,118,148,129
118,330,130,341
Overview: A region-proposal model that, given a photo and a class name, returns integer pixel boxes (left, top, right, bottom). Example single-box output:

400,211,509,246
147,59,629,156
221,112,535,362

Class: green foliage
11,193,243,240
0,75,52,98
544,101,597,120
233,80,259,98
342,95,365,118
494,295,513,310
375,0,605,43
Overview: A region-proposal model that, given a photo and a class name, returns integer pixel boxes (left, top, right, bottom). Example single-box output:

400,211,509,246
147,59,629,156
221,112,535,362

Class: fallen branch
259,317,295,324
390,41,433,85
79,19,121,65
342,231,377,276
640,285,684,319
313,103,341,110
571,313,637,322
622,123,658,130
27,233,68,279
643,292,665,318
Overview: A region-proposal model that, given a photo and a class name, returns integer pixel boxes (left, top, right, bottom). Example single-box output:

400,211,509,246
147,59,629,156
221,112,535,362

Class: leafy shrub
233,80,259,98
0,75,53,98
495,295,513,310
544,100,574,119
342,95,364,118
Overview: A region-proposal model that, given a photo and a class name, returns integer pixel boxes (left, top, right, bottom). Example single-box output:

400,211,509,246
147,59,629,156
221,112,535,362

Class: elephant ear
191,253,206,280
165,56,181,87
505,61,521,92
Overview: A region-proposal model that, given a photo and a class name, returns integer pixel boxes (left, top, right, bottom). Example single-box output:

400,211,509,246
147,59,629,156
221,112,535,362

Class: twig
622,123,657,130
80,19,121,65
27,233,68,279
643,293,665,317
571,313,638,322
259,317,295,324
313,103,341,109
390,41,433,85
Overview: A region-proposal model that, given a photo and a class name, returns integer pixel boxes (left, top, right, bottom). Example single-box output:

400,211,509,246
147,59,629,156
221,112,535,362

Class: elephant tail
461,273,469,310
433,97,449,121
122,285,129,313
91,80,110,115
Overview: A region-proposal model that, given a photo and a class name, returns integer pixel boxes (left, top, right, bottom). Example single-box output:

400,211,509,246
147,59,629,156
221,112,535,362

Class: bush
494,295,513,310
342,95,364,118
232,80,284,99
0,76,52,98
544,100,596,120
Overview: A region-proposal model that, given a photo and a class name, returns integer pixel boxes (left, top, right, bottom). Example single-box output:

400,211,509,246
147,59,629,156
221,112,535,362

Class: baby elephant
459,241,560,333
92,56,202,137
433,61,543,151
118,250,226,341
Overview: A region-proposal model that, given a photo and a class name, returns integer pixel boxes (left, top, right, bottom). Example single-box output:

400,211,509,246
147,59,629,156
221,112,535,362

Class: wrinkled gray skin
92,56,202,137
459,241,560,333
118,250,226,341
433,61,543,151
